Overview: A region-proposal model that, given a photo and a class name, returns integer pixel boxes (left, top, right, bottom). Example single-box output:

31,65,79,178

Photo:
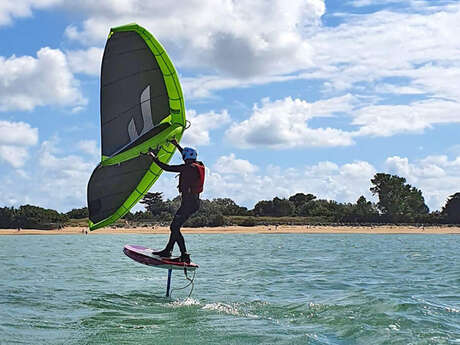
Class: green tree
14,205,68,229
140,192,169,217
289,193,316,215
0,207,16,228
355,196,379,222
253,197,294,217
253,200,274,216
207,213,225,226
122,211,135,221
123,210,151,221
167,195,182,215
370,173,429,222
343,196,379,223
308,199,337,217
297,202,314,216
210,198,247,215
442,192,460,224
183,198,226,227
66,207,88,219
272,197,295,217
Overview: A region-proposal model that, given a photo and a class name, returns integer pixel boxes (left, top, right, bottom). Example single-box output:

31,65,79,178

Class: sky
1,0,460,213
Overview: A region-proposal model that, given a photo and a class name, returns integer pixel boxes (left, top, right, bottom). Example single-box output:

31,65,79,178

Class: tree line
0,205,69,229
1,173,459,229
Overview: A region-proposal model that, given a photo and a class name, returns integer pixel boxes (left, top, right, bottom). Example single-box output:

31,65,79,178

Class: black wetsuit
152,157,203,254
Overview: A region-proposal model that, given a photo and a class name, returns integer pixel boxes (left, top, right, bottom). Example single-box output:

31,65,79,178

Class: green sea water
1,234,459,345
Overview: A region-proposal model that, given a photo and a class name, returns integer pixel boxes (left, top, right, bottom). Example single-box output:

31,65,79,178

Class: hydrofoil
123,244,198,297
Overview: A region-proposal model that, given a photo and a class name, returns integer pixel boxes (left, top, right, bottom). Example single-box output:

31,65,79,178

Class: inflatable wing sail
87,24,186,230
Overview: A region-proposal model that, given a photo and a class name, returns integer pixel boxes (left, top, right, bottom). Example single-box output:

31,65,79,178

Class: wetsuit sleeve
152,156,185,172
175,143,184,155
169,139,183,154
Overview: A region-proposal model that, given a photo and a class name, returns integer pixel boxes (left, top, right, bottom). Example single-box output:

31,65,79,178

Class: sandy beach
1,225,459,235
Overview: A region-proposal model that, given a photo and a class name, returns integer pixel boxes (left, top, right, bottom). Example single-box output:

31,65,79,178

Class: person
147,138,205,263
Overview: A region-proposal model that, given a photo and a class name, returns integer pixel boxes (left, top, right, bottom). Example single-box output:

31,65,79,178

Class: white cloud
181,109,230,147
310,8,457,80
179,1,460,141
350,0,407,7
77,139,99,157
244,4,457,140
58,1,460,144
5,1,460,94
225,96,355,149
405,64,460,102
60,0,324,78
0,120,38,146
9,0,460,142
0,47,87,111
310,94,356,116
302,160,376,203
374,83,425,95
0,0,62,26
66,47,103,76
182,74,300,100
0,120,38,167
36,138,96,209
0,137,97,211
353,99,460,137
0,146,29,168
213,153,258,175
350,0,455,10
308,5,460,98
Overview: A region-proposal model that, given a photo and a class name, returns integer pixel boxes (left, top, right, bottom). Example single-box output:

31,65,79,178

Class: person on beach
147,138,205,263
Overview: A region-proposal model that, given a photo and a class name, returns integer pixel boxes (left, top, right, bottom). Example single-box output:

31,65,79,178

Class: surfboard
123,244,199,271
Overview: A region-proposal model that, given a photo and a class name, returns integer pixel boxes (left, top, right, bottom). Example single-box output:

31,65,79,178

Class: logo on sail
128,85,153,142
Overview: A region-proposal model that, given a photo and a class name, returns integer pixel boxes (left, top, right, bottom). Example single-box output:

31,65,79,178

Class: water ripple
1,234,459,345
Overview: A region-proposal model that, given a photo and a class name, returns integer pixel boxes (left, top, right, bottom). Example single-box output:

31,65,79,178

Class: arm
149,153,184,173
169,138,183,154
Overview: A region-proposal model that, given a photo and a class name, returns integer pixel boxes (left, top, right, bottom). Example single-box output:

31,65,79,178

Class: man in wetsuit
148,139,205,263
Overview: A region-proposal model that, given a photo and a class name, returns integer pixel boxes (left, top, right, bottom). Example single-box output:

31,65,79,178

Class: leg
155,195,200,257
168,211,190,253
167,195,200,254
154,200,188,256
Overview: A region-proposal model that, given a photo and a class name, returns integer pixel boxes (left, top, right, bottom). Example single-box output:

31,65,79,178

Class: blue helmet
182,147,197,161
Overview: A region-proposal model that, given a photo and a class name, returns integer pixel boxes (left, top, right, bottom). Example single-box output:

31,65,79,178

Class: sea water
1,234,459,345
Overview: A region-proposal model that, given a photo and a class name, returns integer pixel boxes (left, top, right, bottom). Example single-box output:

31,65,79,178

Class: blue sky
1,0,460,212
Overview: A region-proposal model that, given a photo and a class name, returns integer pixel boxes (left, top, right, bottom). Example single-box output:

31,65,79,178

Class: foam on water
169,297,200,307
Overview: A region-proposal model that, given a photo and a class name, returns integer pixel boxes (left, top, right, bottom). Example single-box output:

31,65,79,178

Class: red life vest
191,162,205,193
178,161,205,194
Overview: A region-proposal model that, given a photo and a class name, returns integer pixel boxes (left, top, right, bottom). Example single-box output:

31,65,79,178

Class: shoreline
1,225,459,235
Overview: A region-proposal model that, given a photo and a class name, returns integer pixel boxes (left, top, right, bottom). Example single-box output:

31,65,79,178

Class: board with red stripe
123,244,199,271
